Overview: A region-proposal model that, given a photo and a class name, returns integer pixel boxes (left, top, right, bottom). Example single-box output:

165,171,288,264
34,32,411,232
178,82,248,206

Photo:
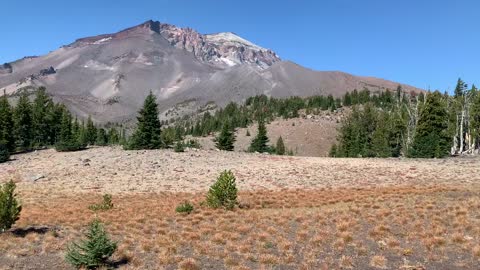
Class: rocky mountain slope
0,20,423,123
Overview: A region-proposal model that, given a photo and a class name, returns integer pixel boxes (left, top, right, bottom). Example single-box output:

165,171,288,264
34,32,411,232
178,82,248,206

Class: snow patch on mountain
205,32,263,51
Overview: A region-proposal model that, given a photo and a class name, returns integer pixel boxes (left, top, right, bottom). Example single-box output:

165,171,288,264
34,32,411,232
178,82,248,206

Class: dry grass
1,149,480,269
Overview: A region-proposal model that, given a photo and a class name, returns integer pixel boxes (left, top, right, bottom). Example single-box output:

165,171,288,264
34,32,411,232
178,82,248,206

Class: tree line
331,79,480,158
163,87,397,140
0,87,124,162
3,80,476,161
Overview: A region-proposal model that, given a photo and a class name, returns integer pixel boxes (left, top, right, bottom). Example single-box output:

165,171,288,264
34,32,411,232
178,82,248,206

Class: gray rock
27,174,45,182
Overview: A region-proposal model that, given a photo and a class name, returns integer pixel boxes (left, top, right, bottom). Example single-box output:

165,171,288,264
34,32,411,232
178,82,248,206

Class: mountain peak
135,19,161,33
205,32,264,51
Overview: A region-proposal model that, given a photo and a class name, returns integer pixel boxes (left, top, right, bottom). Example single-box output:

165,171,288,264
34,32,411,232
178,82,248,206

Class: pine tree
72,118,79,136
408,91,450,158
65,219,117,268
32,87,54,146
470,89,480,149
370,113,392,157
215,122,235,151
55,109,85,152
95,128,108,146
77,121,88,146
47,103,65,145
60,109,73,143
0,141,9,163
343,92,352,106
206,170,238,210
275,136,286,155
454,78,467,98
13,93,33,151
0,180,22,232
335,104,379,157
126,91,162,150
0,93,15,152
107,128,120,145
329,144,337,157
85,116,97,145
249,118,270,153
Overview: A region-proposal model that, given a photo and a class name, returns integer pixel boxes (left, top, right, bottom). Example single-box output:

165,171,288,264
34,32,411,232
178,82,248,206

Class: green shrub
0,180,22,232
176,201,194,214
185,139,201,149
55,140,86,152
174,141,185,152
0,141,9,163
65,219,117,269
206,170,238,210
275,136,286,155
88,194,113,211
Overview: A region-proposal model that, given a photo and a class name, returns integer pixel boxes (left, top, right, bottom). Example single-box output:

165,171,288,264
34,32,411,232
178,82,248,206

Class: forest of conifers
1,78,479,159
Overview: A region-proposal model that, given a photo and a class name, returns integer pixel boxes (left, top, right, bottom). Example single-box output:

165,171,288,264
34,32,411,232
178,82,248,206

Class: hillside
0,20,423,124
194,110,341,157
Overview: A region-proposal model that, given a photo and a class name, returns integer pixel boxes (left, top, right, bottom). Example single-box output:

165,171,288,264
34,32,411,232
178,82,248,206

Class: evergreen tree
329,144,337,157
249,118,270,153
95,128,108,146
126,91,162,150
65,219,117,269
370,113,392,157
454,78,467,98
0,180,22,232
72,118,80,142
107,128,120,145
0,141,9,163
215,122,236,151
335,104,379,157
396,85,403,102
32,87,54,146
13,93,33,151
408,91,450,158
0,93,15,152
470,89,480,149
47,103,65,145
77,121,88,146
275,136,286,155
55,109,85,152
60,109,73,143
85,116,97,145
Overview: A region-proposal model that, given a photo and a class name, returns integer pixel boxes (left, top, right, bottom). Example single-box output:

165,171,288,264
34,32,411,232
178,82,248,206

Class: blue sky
2,0,478,91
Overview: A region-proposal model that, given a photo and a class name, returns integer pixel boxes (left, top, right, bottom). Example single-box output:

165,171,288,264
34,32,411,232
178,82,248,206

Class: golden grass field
1,147,480,269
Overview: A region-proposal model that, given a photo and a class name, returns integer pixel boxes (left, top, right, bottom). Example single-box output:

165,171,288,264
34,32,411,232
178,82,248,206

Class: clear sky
2,0,478,92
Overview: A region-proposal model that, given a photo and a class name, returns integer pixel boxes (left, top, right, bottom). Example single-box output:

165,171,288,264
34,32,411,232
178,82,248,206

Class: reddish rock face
72,20,281,70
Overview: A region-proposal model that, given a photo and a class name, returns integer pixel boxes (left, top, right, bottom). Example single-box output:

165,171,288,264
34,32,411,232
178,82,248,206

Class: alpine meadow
1,1,480,269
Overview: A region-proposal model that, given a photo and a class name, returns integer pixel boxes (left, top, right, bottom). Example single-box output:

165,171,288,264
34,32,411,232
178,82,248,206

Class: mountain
0,20,422,123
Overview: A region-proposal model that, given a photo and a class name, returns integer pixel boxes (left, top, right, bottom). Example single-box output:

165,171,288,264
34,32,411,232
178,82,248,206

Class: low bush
0,180,22,232
184,139,201,149
88,194,113,211
206,170,238,210
176,201,194,214
55,141,86,152
174,141,185,152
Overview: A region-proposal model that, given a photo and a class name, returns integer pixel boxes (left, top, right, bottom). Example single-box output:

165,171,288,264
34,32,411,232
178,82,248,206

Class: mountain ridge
0,20,423,123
